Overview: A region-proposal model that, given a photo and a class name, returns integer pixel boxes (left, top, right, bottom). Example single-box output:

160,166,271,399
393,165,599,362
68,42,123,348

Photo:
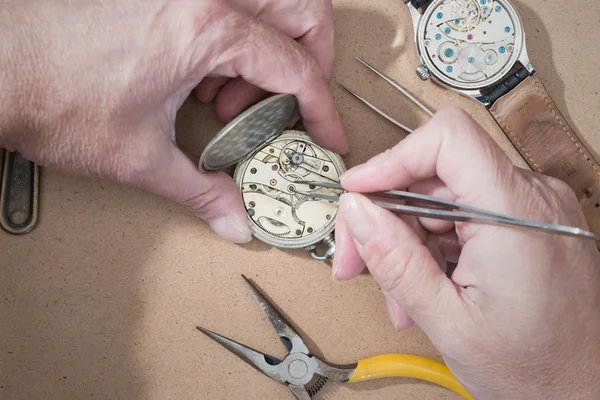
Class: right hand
333,107,600,399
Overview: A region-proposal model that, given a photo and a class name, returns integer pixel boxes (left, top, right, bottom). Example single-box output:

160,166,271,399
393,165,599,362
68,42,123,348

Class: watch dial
419,0,522,88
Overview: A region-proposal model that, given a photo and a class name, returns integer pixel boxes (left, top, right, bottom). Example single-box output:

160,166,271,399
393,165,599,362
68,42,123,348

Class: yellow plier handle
348,354,474,400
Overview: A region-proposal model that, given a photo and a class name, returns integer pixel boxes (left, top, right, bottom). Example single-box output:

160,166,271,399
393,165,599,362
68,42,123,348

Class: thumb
339,193,460,332
139,143,252,243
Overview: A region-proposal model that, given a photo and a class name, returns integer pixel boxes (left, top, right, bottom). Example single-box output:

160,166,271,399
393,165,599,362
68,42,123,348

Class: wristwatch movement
199,94,345,261
405,0,600,241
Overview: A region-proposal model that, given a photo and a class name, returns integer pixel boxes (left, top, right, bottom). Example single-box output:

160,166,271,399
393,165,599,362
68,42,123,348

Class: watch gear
406,0,600,245
198,93,345,258
234,130,345,249
417,0,522,89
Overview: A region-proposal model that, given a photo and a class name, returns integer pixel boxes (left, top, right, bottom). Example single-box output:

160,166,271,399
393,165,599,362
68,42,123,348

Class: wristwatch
404,0,600,240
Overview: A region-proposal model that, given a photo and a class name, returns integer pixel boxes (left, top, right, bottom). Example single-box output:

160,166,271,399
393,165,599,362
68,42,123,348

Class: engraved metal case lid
199,94,299,172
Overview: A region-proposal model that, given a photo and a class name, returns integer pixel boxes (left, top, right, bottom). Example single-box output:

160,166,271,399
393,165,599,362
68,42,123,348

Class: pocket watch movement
410,0,530,96
233,130,345,252
198,94,346,261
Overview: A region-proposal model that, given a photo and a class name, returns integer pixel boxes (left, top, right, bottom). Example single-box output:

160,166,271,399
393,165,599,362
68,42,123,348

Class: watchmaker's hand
195,0,336,121
334,107,600,399
0,0,346,243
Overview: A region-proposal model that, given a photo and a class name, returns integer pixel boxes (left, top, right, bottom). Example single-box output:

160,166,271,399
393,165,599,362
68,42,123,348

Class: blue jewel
505,26,511,33
499,46,506,53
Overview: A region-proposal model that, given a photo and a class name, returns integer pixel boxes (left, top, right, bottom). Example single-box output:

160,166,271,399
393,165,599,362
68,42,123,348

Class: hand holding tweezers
296,181,598,241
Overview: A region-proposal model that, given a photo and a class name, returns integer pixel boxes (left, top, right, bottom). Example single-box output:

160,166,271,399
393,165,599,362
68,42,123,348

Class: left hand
0,0,346,243
195,0,336,121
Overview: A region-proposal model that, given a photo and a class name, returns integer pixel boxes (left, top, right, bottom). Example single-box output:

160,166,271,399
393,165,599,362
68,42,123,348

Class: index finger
340,107,517,210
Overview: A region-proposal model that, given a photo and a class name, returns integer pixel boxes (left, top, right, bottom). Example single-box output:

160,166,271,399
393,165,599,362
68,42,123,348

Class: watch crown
416,65,430,81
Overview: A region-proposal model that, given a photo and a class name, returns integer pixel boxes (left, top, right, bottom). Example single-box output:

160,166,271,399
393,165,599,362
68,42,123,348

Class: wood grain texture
1,1,599,399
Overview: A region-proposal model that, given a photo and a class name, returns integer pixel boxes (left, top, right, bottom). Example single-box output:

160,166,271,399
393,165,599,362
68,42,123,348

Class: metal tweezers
335,60,597,240
296,181,598,241
339,56,434,133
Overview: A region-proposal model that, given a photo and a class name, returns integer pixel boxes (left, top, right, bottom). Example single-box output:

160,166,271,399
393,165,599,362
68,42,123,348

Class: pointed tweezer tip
355,56,376,70
196,326,211,335
337,82,358,96
302,181,344,189
294,190,314,197
196,326,219,341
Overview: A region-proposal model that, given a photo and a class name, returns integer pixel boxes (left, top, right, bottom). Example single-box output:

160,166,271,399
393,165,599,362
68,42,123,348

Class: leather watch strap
489,74,600,242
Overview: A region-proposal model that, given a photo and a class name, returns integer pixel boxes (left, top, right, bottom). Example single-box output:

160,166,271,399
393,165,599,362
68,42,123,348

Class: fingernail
331,260,340,280
338,193,378,246
342,147,395,182
332,257,346,280
340,163,374,184
209,213,252,244
340,169,354,182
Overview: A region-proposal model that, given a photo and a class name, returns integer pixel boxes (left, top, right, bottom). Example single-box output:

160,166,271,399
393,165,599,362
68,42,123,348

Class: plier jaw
196,275,356,398
196,275,474,400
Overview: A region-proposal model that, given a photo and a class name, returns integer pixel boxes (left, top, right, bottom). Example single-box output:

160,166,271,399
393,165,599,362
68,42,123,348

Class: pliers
196,275,474,399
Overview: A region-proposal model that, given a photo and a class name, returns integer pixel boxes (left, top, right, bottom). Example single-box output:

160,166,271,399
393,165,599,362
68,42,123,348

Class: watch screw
416,65,430,81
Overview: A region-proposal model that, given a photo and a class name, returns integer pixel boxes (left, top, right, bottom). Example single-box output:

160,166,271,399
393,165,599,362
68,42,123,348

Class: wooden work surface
2,1,599,399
